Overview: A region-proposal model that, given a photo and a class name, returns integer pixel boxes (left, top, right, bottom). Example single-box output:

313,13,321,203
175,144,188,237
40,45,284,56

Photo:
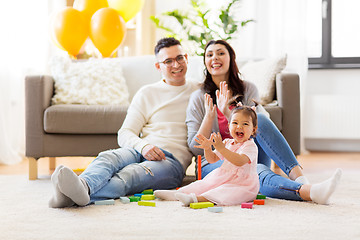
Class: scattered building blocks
94,199,115,205
190,202,214,209
138,201,156,207
256,194,266,199
129,196,141,202
253,199,265,205
141,195,155,200
241,202,253,209
142,189,154,195
208,207,223,213
134,193,144,198
119,197,130,204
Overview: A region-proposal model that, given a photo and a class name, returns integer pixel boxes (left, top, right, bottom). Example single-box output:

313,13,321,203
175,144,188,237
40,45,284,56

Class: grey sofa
25,56,300,180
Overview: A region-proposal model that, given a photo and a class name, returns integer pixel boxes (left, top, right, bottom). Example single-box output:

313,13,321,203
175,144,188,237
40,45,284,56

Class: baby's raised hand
194,133,213,150
210,132,225,151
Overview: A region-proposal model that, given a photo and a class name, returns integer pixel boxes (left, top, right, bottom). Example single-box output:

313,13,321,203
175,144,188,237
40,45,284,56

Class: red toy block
241,202,253,209
253,199,265,205
197,155,202,180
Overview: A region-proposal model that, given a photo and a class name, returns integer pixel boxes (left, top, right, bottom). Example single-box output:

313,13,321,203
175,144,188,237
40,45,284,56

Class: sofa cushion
240,55,287,105
50,56,130,105
44,104,128,134
263,106,282,131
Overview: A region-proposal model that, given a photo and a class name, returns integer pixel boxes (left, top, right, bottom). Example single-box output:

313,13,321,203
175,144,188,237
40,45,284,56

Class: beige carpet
0,169,359,240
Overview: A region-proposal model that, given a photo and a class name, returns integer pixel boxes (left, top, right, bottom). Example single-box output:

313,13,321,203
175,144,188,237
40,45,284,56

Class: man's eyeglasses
158,55,186,67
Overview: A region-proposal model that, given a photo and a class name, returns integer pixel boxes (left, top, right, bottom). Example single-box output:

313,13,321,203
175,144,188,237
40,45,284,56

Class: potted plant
150,0,254,55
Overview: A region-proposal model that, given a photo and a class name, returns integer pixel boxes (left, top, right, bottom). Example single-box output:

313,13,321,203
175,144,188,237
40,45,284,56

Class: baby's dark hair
154,37,181,55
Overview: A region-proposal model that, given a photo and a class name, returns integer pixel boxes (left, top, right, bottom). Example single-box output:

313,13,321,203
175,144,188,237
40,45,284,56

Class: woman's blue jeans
80,147,184,202
201,113,303,201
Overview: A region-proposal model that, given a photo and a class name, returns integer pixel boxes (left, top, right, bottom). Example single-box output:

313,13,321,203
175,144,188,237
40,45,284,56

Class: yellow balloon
107,0,144,22
90,8,127,58
49,12,66,51
73,0,108,24
51,7,89,57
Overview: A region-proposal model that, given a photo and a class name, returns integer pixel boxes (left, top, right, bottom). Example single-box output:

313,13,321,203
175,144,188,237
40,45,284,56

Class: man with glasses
49,37,199,208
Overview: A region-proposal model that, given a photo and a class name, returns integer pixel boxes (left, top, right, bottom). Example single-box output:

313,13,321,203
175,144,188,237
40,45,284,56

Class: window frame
308,0,360,69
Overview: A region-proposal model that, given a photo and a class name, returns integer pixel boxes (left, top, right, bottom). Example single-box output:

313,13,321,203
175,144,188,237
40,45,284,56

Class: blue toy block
94,199,115,205
134,193,144,198
119,197,130,204
208,207,223,213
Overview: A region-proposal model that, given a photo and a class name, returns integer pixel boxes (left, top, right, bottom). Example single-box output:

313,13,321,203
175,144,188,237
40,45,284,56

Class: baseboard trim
304,138,360,152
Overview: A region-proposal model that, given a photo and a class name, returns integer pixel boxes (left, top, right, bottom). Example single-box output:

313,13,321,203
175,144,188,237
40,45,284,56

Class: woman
185,40,341,204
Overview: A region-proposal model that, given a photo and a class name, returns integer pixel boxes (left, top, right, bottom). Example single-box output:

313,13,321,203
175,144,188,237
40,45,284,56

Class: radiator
304,94,360,151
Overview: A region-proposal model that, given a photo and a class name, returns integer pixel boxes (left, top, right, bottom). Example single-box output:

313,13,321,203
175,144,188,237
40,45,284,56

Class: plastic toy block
73,168,86,172
129,196,141,202
141,195,155,200
142,189,154,195
190,202,214,209
119,197,130,204
94,199,115,205
208,207,223,213
134,193,144,198
73,168,86,175
256,194,266,199
253,199,265,205
138,201,156,207
241,202,253,209
197,155,202,180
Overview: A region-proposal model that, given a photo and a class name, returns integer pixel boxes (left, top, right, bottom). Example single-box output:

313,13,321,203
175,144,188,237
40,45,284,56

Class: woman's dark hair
202,40,245,104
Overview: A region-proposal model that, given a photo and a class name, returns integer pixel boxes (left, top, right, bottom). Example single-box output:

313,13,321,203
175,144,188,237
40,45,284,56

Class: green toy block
138,201,156,207
190,202,214,209
129,196,141,202
94,199,115,205
256,194,266,199
142,189,154,195
141,194,155,200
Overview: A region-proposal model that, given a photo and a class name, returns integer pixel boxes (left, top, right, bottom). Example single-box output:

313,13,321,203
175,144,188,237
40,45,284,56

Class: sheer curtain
232,0,308,152
0,0,65,164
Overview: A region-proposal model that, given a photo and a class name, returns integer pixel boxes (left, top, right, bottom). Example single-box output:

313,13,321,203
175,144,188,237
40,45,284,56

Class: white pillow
50,56,130,105
240,55,287,105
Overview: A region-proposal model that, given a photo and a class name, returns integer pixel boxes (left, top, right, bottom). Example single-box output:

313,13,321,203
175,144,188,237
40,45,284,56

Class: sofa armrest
275,73,300,155
25,75,54,158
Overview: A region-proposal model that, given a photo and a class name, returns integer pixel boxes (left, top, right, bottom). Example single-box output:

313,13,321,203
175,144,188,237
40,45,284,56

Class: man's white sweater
117,79,198,170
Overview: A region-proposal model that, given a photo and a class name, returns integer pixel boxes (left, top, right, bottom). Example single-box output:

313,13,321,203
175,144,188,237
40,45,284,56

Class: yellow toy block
141,195,155,200
190,202,214,209
138,201,156,207
142,189,154,195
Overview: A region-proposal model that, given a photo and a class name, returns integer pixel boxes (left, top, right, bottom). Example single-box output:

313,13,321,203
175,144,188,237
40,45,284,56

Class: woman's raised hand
216,81,231,118
204,93,216,120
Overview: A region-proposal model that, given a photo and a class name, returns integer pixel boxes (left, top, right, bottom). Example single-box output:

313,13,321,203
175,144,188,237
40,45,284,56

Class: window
307,0,360,69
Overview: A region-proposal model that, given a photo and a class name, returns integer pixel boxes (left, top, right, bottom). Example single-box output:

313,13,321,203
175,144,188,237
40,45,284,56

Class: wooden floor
0,152,359,178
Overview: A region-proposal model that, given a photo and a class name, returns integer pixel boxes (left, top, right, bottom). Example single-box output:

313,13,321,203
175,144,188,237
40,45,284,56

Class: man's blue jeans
80,147,184,202
201,113,303,201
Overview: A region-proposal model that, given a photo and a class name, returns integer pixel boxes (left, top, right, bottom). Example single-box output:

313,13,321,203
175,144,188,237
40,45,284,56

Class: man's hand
142,144,166,161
